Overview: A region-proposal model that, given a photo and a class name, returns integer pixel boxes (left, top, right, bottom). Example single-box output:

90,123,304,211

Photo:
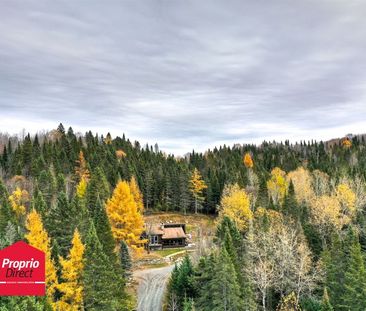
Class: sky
1,1,366,154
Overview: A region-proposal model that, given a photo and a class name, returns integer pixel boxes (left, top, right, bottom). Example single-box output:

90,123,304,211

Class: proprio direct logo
0,241,45,296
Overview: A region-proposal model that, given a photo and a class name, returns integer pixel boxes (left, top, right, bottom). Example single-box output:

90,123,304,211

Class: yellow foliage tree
310,195,344,233
287,167,314,204
76,177,87,198
129,176,144,213
104,132,112,145
254,207,284,231
106,181,146,250
243,153,254,168
267,167,288,205
9,187,29,219
116,149,127,160
75,151,90,182
56,229,85,311
218,184,253,231
189,168,207,214
342,138,352,149
25,209,58,308
336,183,356,216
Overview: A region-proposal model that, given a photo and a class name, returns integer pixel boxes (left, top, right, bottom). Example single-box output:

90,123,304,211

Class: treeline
1,124,366,215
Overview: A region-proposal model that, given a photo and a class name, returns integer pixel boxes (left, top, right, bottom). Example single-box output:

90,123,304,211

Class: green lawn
155,248,185,257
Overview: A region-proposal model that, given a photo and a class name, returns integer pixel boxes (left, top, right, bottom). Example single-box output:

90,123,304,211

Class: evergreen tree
86,167,110,217
120,240,132,279
45,191,75,257
183,298,195,311
340,229,366,310
93,197,116,260
209,248,243,311
321,288,334,311
83,223,128,311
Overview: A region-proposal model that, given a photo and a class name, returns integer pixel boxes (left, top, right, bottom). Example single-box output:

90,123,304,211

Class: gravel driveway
134,264,174,311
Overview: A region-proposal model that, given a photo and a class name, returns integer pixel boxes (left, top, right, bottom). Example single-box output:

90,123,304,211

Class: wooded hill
1,123,366,310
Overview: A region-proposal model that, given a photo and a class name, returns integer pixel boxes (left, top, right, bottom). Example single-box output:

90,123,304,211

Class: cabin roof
162,227,186,239
146,223,187,239
146,224,164,235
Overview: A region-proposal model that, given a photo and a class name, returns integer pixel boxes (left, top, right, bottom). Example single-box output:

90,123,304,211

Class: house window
150,235,159,245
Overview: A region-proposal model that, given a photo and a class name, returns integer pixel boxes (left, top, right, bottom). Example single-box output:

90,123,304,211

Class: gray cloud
1,0,366,154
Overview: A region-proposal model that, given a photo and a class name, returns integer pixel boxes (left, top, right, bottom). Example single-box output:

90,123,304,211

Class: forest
1,123,366,310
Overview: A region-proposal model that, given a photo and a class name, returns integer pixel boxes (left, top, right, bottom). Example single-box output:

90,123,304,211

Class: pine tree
0,179,15,233
210,248,243,311
37,169,56,206
32,190,47,216
83,223,128,311
25,209,58,308
177,255,196,301
86,167,110,217
120,240,132,279
282,180,300,220
45,192,75,257
340,229,366,310
56,229,85,311
93,197,116,260
179,172,191,214
183,298,195,311
195,255,216,310
321,288,334,311
322,234,345,309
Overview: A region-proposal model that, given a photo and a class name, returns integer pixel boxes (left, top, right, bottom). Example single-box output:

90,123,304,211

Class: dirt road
134,265,174,311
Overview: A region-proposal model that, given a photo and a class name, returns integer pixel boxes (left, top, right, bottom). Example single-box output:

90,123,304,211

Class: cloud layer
1,0,366,154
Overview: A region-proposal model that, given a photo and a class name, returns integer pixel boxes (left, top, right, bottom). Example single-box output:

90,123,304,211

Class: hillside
1,124,366,310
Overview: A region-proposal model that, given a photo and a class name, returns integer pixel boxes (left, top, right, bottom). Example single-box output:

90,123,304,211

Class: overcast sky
1,1,366,154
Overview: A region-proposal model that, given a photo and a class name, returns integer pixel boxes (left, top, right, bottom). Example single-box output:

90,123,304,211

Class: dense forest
1,123,366,310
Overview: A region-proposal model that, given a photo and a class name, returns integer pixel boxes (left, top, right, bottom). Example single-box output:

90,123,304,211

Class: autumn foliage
25,209,58,307
218,183,253,231
105,180,146,250
56,229,85,311
8,187,29,219
189,168,207,214
243,152,254,168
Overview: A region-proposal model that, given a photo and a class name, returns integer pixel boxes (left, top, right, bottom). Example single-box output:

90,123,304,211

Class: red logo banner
0,241,45,296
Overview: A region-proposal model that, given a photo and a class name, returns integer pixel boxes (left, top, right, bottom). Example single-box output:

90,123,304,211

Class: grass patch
155,248,185,257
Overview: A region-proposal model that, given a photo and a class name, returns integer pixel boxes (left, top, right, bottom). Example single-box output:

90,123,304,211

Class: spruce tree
0,179,15,233
86,167,110,217
93,197,116,260
45,192,75,257
321,288,334,311
340,229,366,310
210,248,243,311
183,298,195,311
83,223,128,311
120,240,132,279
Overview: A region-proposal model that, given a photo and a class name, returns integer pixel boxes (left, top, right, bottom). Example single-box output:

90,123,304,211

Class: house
144,223,187,250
